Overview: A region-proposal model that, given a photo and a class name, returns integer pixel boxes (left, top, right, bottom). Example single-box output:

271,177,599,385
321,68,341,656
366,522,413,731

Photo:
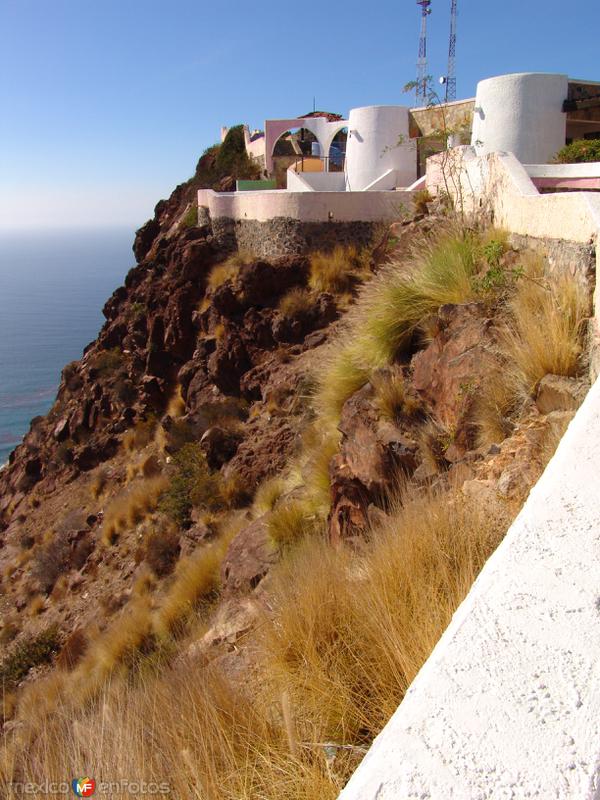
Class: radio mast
415,1,432,105
445,0,457,101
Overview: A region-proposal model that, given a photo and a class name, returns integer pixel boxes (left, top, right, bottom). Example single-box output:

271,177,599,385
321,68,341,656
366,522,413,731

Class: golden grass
309,245,369,295
1,665,341,800
263,486,507,743
89,467,108,500
27,595,45,617
68,596,154,704
473,258,590,447
472,369,518,449
297,427,339,511
101,476,168,544
166,385,186,418
253,475,287,518
355,228,478,366
266,499,321,548
207,262,239,290
152,536,230,640
279,287,315,317
311,226,480,428
207,251,254,291
503,265,590,396
123,417,157,453
311,343,370,428
370,369,421,423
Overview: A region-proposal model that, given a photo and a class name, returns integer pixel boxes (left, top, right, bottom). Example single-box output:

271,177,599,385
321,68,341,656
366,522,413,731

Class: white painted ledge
338,378,600,799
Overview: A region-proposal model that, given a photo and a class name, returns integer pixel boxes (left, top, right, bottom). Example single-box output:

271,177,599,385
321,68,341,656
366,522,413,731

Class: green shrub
159,444,222,527
181,204,197,229
554,138,600,164
91,348,123,377
215,126,261,181
0,627,60,689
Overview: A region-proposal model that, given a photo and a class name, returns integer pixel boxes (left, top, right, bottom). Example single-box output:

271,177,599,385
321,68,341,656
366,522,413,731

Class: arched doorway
328,127,348,172
272,127,322,187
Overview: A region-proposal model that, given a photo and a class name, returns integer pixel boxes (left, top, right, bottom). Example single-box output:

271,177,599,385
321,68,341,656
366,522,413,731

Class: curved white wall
345,106,416,191
471,73,568,164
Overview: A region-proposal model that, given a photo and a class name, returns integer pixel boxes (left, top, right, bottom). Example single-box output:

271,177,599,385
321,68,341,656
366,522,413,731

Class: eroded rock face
536,374,588,414
221,517,278,596
329,375,420,542
411,303,498,457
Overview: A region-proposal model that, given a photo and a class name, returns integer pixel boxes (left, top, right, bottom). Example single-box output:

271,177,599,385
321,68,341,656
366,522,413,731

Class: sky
1,0,599,230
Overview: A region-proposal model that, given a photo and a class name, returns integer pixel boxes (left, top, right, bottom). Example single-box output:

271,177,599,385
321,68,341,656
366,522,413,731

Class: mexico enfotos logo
9,778,170,795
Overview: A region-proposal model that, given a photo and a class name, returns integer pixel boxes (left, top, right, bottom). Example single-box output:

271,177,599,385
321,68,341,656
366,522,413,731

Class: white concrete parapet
339,376,600,799
197,188,412,223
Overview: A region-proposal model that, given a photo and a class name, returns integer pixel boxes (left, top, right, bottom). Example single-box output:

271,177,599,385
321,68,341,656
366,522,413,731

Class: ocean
0,228,135,467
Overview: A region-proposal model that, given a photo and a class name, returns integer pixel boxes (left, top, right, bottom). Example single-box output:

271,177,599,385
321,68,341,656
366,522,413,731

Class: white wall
286,170,346,192
197,187,412,223
338,376,600,798
345,106,417,191
471,73,568,164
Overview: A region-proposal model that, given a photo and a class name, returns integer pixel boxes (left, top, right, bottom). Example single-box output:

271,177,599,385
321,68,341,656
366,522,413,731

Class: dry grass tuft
354,228,479,366
207,251,254,291
371,369,421,423
28,595,45,617
101,476,168,545
68,596,154,704
89,467,109,500
152,536,230,640
311,343,370,429
123,417,157,453
309,245,369,295
166,385,186,418
263,486,506,743
279,287,315,317
472,369,519,449
2,664,340,800
311,226,481,428
503,263,590,396
253,476,287,518
266,500,321,548
473,257,590,447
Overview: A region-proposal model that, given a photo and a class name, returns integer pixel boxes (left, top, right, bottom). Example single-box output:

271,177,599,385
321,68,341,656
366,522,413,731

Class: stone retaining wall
208,215,385,258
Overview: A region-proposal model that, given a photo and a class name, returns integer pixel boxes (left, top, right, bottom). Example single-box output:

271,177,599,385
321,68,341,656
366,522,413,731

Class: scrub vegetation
0,213,592,799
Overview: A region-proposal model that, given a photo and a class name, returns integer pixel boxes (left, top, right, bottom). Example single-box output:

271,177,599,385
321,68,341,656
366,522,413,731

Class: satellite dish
439,76,447,85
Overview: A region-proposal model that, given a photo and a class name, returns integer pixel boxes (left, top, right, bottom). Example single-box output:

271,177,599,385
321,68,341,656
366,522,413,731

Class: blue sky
1,0,598,229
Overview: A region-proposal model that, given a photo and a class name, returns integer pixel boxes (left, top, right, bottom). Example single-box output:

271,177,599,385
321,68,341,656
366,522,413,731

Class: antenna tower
445,0,457,101
415,1,432,105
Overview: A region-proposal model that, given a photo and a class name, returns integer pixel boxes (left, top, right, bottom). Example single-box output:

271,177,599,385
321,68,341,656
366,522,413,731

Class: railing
292,155,346,174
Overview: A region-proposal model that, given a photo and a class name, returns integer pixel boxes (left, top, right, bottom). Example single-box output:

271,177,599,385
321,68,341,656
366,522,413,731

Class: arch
327,126,348,172
264,116,349,174
272,126,318,158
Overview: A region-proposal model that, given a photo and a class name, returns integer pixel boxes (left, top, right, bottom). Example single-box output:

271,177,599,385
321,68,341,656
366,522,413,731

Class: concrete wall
197,187,411,224
339,375,600,800
409,98,475,138
525,163,600,191
472,73,568,163
286,170,346,192
345,106,417,191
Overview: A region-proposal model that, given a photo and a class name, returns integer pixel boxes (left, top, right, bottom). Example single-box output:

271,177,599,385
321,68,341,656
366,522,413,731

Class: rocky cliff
0,169,591,786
